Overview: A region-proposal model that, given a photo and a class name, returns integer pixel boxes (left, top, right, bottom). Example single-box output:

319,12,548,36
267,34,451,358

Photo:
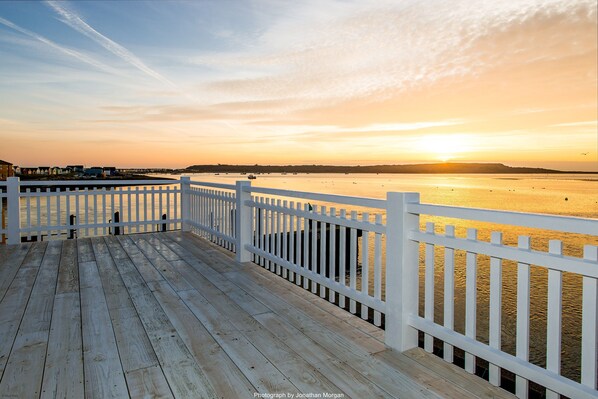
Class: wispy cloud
45,0,178,90
0,16,116,74
551,120,598,127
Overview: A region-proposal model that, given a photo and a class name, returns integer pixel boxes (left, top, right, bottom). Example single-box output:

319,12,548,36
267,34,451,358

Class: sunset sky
0,0,596,170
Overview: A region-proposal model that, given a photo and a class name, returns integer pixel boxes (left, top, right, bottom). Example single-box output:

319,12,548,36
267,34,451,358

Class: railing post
235,180,252,263
385,192,420,351
180,176,191,232
6,177,21,245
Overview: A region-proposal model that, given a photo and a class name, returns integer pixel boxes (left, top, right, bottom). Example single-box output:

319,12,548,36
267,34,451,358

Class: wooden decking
0,232,515,399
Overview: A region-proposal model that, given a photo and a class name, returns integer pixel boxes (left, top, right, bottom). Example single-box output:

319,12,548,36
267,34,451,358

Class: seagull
581,152,589,155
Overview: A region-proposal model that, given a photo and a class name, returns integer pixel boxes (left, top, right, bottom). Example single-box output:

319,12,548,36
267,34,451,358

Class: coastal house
103,166,117,176
38,166,50,175
0,160,13,180
66,165,85,174
19,167,39,175
84,167,104,178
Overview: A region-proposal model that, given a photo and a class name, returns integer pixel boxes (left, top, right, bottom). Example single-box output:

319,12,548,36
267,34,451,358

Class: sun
416,134,472,162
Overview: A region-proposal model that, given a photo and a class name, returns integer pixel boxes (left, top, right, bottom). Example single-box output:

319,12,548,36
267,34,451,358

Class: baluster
349,210,358,314
424,222,435,352
93,189,98,236
546,240,562,399
295,201,302,286
338,209,347,309
319,206,327,297
581,245,598,390
516,236,531,399
282,200,288,279
289,201,295,283
303,203,310,290
329,208,338,304
373,214,382,326
311,204,318,294
361,213,370,320
489,231,503,385
465,228,478,374
444,225,456,362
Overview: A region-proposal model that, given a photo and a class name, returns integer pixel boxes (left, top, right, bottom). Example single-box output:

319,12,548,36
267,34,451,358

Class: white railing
1,177,181,243
405,204,598,399
183,179,237,251
2,176,597,399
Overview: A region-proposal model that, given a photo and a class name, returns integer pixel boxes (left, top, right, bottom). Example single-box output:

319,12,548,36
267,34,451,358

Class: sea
165,172,598,383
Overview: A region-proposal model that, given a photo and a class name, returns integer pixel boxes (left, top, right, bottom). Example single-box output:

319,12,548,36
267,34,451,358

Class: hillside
184,162,575,174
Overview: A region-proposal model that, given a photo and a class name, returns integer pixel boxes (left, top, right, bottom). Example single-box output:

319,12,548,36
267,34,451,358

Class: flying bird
581,152,589,155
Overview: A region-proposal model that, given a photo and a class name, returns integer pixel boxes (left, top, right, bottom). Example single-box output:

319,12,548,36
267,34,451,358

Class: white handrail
408,203,598,235
245,185,386,209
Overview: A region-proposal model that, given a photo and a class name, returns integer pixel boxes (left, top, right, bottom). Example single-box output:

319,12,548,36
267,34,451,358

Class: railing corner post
235,180,252,263
6,176,21,245
385,191,420,352
180,176,191,232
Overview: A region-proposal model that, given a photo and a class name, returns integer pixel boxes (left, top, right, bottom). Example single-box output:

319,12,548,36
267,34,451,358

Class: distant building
0,160,13,180
103,167,117,176
84,167,104,178
38,166,50,175
19,167,39,175
51,166,67,175
66,165,85,173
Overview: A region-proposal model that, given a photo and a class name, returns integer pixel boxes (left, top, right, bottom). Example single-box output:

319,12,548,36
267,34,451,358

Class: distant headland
183,162,594,174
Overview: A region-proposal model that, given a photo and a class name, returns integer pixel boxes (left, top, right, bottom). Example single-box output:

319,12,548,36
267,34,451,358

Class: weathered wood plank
401,348,517,399
111,244,218,399
91,237,162,374
40,292,84,399
157,234,271,316
56,239,79,294
125,366,174,399
79,258,129,399
115,235,165,284
0,240,61,398
129,235,192,292
0,266,39,375
148,280,257,398
178,288,301,394
0,244,30,302
255,311,394,399
77,238,95,263
224,269,439,398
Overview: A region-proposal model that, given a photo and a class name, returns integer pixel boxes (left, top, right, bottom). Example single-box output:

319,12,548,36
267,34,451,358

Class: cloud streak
45,0,178,90
0,16,116,74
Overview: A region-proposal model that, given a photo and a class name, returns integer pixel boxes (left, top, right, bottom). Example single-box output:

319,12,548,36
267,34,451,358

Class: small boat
248,174,257,180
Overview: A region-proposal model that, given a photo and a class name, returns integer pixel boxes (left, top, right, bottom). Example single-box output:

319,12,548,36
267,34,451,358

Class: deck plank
147,280,257,398
0,232,523,399
79,244,129,399
224,269,440,398
92,237,174,399
0,244,30,302
178,288,301,394
129,235,192,291
114,238,218,399
158,235,405,398
56,239,79,294
40,292,84,399
0,245,42,375
0,241,61,398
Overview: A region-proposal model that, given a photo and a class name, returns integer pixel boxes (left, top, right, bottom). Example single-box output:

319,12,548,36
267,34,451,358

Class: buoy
565,197,568,201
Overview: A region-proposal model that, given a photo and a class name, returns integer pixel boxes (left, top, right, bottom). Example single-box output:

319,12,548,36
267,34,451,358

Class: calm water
172,172,597,382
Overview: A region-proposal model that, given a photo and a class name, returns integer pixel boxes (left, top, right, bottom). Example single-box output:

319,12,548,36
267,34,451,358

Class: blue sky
0,0,596,169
